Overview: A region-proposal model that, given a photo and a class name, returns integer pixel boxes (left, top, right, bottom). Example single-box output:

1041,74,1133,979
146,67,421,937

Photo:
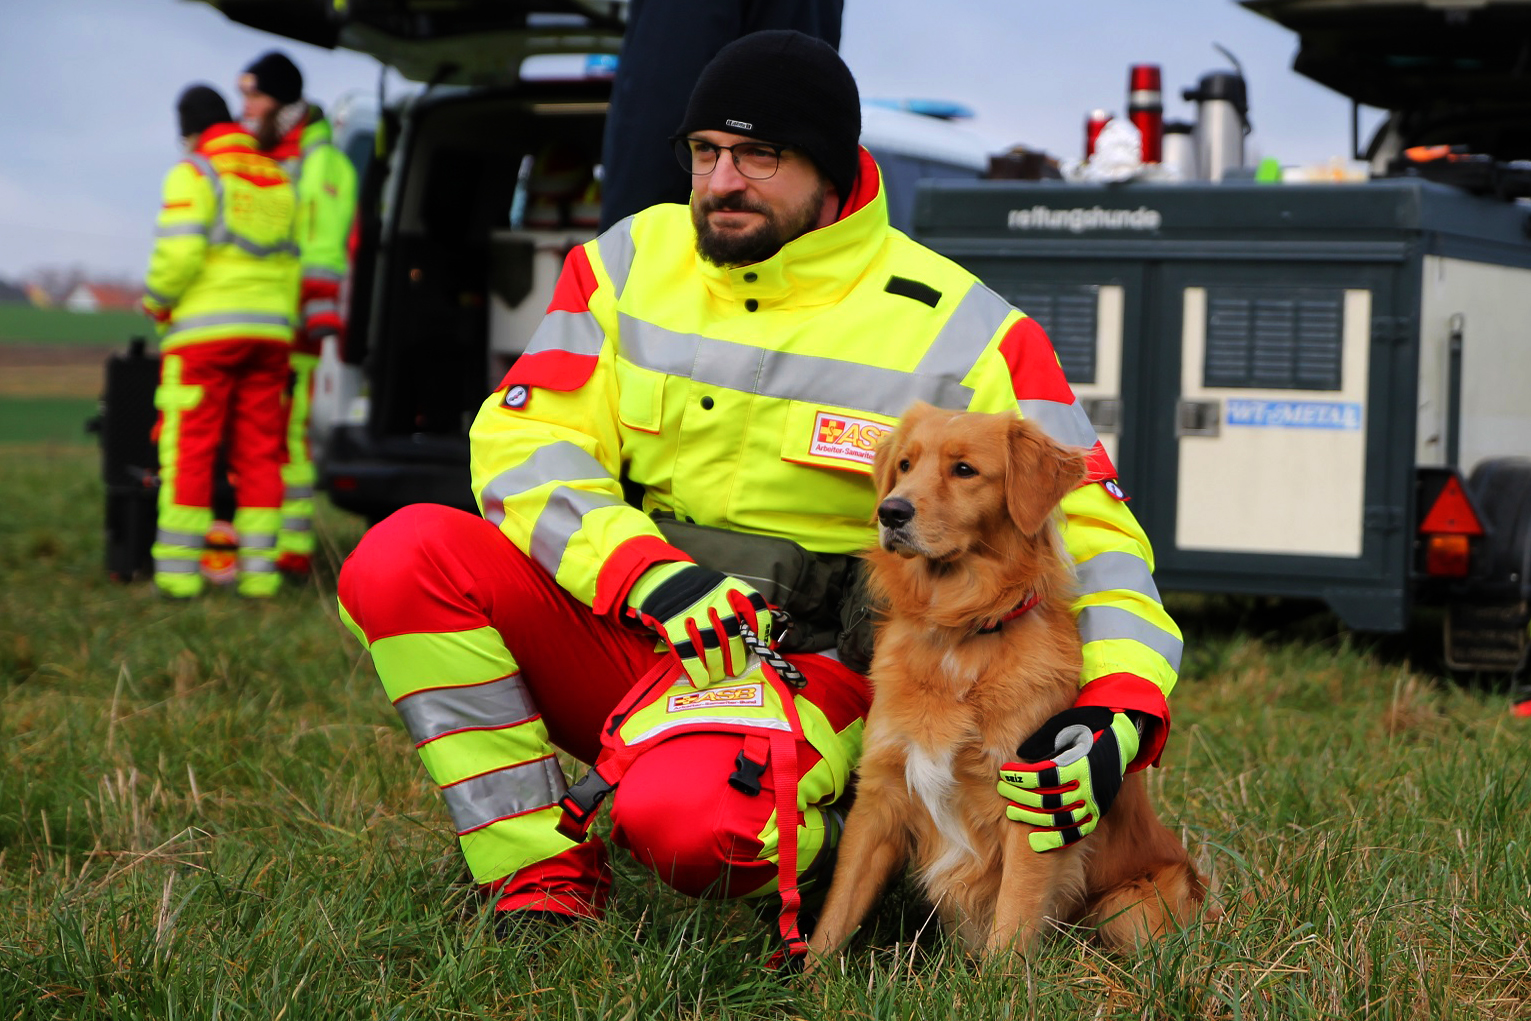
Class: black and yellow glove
997,707,1142,853
626,562,771,688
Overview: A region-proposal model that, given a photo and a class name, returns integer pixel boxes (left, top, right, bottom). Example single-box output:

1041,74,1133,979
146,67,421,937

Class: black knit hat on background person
177,84,233,139
242,50,304,105
675,29,861,200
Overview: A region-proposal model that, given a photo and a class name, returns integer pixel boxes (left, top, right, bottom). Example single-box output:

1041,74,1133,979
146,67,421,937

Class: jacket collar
269,109,331,161
696,147,889,310
194,124,259,157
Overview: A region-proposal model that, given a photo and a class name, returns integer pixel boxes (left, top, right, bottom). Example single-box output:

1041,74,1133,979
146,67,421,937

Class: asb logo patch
503,384,529,410
667,683,765,713
811,411,892,467
1102,479,1127,501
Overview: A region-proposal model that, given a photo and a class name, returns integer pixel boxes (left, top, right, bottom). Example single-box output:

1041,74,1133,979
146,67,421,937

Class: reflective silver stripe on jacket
597,216,638,299
184,152,296,258
1077,605,1183,672
303,266,344,284
240,556,278,573
479,442,621,575
480,441,610,527
395,674,538,745
913,283,1014,380
1074,551,1165,605
441,756,567,835
144,285,174,305
282,517,312,533
155,223,208,239
521,309,606,360
163,312,294,337
284,484,316,501
302,299,339,318
154,557,200,574
617,315,974,416
1018,397,1100,450
530,486,626,576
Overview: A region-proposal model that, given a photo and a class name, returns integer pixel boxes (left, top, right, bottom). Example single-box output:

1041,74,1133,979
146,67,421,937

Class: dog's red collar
976,592,1041,634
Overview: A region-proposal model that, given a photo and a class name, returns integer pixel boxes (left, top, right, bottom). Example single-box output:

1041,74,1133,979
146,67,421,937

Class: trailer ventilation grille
1205,288,1343,391
1009,285,1099,386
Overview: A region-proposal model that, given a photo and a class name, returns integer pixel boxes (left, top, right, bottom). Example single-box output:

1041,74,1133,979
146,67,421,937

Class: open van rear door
193,0,625,82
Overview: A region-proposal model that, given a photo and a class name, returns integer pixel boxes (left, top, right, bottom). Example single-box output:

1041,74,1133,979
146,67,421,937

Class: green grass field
0,305,147,347
1,443,1527,1019
0,398,99,445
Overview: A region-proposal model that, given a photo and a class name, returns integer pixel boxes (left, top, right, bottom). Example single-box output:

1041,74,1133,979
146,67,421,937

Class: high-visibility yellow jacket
270,111,357,349
470,148,1184,764
142,125,298,349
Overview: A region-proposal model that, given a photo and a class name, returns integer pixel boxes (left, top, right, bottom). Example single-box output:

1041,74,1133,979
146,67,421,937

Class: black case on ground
97,338,161,582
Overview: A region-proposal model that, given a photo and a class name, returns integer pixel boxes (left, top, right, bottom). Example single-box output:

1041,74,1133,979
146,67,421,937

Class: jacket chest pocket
616,360,665,433
778,400,896,476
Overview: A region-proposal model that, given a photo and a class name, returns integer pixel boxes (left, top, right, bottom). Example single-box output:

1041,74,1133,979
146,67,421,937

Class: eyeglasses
672,136,793,180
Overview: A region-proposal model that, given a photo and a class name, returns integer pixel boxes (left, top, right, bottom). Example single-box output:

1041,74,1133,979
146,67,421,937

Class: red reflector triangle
1420,476,1485,535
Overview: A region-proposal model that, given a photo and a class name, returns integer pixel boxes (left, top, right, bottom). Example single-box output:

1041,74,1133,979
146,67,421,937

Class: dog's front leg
804,775,909,970
985,822,1081,959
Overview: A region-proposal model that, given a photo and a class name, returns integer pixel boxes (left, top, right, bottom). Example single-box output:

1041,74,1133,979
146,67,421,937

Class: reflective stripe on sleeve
155,223,208,239
1074,551,1165,604
596,216,637,299
521,308,606,359
1018,397,1100,449
479,441,612,528
529,486,626,576
1077,605,1184,673
441,755,567,835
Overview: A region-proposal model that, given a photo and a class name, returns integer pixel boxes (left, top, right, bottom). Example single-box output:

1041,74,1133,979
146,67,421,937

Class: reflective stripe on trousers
337,607,577,884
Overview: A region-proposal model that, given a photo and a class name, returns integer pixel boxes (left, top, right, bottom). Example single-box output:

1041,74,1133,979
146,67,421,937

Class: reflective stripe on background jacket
143,125,298,350
271,111,357,349
471,147,1184,763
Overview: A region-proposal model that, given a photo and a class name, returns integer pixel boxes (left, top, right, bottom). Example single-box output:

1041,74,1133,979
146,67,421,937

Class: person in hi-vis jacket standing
240,51,358,580
143,85,298,599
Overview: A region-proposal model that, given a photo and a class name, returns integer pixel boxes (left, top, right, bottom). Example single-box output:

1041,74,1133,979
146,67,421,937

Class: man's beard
691,183,827,267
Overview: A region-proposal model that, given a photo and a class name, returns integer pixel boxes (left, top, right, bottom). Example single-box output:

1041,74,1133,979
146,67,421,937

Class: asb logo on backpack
668,683,765,713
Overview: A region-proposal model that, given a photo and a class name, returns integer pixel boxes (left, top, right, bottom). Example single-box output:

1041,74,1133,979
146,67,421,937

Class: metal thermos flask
1127,65,1163,164
1183,71,1249,182
1161,120,1198,180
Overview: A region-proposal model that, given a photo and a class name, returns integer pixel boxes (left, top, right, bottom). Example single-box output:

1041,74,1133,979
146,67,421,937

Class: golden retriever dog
807,401,1204,964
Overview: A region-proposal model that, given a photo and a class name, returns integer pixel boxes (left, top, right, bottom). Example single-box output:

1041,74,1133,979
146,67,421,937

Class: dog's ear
874,401,932,498
1005,418,1089,535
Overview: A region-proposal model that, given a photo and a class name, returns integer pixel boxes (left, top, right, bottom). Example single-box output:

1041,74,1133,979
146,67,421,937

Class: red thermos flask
1085,108,1112,159
1128,64,1163,164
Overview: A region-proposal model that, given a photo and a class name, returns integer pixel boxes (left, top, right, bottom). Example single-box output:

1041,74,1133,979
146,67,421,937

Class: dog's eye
952,461,978,478
898,458,911,472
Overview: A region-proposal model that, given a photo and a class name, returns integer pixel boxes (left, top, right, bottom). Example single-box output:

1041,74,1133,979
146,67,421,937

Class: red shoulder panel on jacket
1000,316,1076,406
547,245,599,315
495,349,599,398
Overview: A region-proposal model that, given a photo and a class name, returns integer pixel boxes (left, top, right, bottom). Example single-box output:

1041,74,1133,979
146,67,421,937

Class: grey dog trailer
912,178,1531,669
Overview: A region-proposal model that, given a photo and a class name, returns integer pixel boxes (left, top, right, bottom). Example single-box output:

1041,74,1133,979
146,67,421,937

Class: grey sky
0,0,1366,283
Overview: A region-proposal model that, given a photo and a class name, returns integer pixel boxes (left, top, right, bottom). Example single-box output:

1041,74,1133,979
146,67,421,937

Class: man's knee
338,503,502,640
608,733,777,899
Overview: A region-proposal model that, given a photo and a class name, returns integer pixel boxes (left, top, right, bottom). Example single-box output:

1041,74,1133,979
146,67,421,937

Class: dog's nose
878,497,915,529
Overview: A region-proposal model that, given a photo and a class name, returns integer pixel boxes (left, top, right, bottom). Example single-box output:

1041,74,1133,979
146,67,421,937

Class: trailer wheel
1444,458,1531,674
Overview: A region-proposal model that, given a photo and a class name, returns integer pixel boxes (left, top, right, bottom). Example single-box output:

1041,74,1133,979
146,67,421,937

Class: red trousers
338,504,870,915
157,338,289,511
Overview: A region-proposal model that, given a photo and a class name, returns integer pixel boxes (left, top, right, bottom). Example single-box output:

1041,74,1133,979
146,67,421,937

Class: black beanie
675,30,861,200
177,85,233,139
243,50,304,106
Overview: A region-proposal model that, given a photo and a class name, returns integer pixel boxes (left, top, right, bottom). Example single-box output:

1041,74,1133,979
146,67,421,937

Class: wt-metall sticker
1225,399,1363,431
